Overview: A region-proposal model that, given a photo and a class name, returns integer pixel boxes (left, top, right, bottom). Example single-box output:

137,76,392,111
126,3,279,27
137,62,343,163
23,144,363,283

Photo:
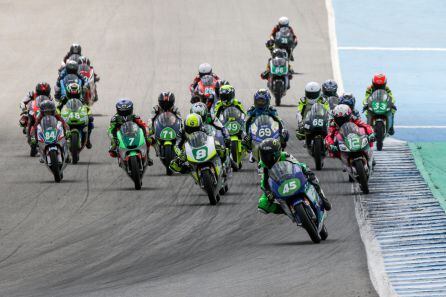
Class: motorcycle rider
215,79,230,101
170,113,227,173
55,60,88,101
325,104,375,158
190,102,231,149
321,79,339,99
62,43,82,64
107,99,153,165
338,93,360,120
362,73,397,135
19,82,52,133
243,89,289,162
34,100,70,163
266,17,298,61
148,92,182,143
189,63,220,95
296,82,329,140
58,82,94,149
213,84,246,118
257,138,331,214
260,48,295,87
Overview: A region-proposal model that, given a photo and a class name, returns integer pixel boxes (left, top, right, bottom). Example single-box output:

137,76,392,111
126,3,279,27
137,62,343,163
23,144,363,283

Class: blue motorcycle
268,161,328,243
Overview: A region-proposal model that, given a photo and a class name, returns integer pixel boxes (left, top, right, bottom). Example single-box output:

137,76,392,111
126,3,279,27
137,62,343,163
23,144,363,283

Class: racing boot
388,126,395,136
316,188,331,211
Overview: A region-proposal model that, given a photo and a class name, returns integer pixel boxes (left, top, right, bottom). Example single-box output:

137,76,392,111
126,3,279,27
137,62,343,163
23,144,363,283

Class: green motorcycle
60,98,89,164
116,121,149,190
219,106,246,171
185,131,227,205
366,90,393,151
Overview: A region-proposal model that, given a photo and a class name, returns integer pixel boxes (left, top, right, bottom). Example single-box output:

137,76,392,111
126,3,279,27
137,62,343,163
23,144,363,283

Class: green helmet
219,85,235,106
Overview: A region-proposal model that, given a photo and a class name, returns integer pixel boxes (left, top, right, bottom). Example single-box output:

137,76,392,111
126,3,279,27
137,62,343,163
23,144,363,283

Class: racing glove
265,190,275,202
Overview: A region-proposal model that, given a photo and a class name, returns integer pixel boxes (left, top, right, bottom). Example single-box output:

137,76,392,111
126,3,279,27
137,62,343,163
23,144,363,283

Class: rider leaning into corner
325,104,376,159
257,138,332,214
266,16,298,61
362,73,397,135
170,113,227,174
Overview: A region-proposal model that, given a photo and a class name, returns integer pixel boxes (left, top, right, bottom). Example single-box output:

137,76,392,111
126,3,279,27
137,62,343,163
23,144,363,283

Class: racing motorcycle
116,121,149,190
153,112,182,175
336,122,374,194
268,161,328,243
60,98,90,164
366,90,392,151
219,107,246,171
303,103,328,170
59,74,84,99
78,63,98,105
191,75,218,111
37,115,69,182
249,115,280,162
272,27,295,58
267,53,290,106
185,131,227,205
26,95,47,157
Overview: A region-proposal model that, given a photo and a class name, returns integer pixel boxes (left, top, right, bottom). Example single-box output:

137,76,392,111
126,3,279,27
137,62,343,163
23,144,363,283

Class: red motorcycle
191,75,218,110
78,63,98,105
26,95,48,156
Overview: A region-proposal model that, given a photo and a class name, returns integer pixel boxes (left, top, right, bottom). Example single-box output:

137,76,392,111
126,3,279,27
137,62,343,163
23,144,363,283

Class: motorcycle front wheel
129,155,142,190
294,203,321,243
201,169,217,205
354,159,369,194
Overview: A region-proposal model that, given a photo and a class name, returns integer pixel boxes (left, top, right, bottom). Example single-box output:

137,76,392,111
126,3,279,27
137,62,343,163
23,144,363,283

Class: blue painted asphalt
333,0,446,142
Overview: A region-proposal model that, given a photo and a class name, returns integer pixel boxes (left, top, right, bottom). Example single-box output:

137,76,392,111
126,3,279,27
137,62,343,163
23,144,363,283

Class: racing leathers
107,114,153,165
19,91,52,132
363,85,397,135
243,106,289,149
296,96,329,140
258,152,331,214
169,126,227,174
267,25,298,60
189,73,220,95
55,71,88,102
147,105,182,143
213,98,246,119
325,118,375,158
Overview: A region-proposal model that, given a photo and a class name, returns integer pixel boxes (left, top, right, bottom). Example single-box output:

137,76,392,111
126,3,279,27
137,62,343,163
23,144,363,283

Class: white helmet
198,63,212,76
332,104,352,127
278,16,289,27
305,82,321,100
190,102,208,119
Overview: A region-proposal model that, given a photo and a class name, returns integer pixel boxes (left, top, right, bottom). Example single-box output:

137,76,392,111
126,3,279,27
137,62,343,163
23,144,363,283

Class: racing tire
129,155,142,190
320,224,328,240
70,133,80,164
294,203,321,243
50,150,61,183
375,121,385,151
313,137,323,171
30,143,38,157
274,92,282,106
201,169,217,205
231,140,240,172
164,145,174,176
354,159,369,194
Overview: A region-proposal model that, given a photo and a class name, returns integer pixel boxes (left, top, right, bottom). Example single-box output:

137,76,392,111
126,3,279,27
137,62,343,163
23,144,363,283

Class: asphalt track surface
0,1,377,296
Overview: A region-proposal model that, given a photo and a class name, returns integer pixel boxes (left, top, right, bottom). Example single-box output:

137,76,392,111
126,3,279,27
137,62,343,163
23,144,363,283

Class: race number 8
195,148,207,159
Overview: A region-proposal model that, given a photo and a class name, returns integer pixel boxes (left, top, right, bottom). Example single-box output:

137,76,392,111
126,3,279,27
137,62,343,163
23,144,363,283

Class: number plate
192,146,208,161
160,127,176,140
278,178,301,197
225,121,241,135
44,128,57,143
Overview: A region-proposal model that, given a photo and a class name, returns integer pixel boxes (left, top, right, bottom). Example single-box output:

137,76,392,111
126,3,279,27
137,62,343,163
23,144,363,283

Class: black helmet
40,100,56,116
66,60,79,74
259,138,282,169
70,43,82,55
321,79,338,97
35,82,51,97
116,99,134,117
158,92,175,112
339,93,356,111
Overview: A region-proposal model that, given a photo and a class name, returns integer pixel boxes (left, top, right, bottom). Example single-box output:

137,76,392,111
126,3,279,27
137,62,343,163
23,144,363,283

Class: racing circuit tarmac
0,1,377,296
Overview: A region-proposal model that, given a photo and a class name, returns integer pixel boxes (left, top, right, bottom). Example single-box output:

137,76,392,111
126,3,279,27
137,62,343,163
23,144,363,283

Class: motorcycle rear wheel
294,203,321,243
354,159,369,194
129,155,142,190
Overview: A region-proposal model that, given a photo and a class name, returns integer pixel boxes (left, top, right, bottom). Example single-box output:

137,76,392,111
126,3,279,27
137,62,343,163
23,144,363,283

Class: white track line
338,46,446,52
325,0,344,94
395,126,446,129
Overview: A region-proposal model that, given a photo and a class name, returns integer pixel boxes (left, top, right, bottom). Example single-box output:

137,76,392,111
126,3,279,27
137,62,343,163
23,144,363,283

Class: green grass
410,142,446,211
